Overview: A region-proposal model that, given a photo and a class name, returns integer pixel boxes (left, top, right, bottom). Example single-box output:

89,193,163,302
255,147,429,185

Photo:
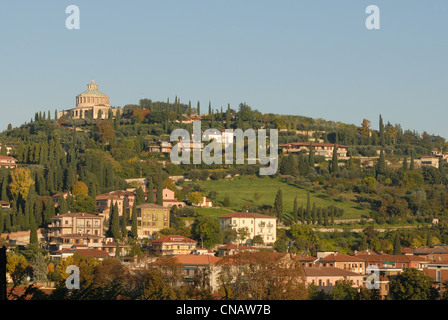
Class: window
437,270,441,282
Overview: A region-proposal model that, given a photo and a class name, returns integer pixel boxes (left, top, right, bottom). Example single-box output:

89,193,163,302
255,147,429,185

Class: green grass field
187,175,370,220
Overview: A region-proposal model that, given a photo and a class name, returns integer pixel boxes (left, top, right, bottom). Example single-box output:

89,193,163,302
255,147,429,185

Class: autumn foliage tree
72,181,89,197
218,251,307,300
96,120,115,143
9,167,34,201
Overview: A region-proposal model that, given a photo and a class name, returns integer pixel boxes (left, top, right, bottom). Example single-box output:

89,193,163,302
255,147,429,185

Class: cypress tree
293,196,298,220
331,144,339,175
306,191,311,223
379,114,385,146
147,177,154,203
197,101,200,115
58,195,68,215
157,166,163,206
17,207,25,230
299,206,304,224
226,105,231,129
377,149,386,176
0,212,3,233
115,242,121,259
317,207,322,225
308,142,315,169
29,218,38,246
427,233,433,247
410,150,415,170
393,233,402,255
109,202,120,240
402,156,408,172
131,204,138,238
1,176,8,202
311,203,316,225
136,187,145,206
273,189,283,221
121,201,127,238
4,213,11,232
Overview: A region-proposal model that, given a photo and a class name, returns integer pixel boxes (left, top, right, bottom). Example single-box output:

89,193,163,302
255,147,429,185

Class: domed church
59,79,115,120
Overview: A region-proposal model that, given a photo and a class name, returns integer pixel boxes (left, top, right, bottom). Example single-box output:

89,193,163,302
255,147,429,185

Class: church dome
76,79,110,107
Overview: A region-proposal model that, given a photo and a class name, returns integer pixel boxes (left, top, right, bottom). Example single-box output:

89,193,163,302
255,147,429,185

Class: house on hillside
302,266,365,292
0,156,18,169
151,235,197,256
316,252,366,275
136,203,170,238
150,187,185,208
219,212,277,245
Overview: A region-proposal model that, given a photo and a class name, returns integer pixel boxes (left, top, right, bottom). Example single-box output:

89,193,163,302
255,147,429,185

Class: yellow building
136,203,170,238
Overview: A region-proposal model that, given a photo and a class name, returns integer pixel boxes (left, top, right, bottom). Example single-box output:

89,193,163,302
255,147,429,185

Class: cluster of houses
128,241,448,298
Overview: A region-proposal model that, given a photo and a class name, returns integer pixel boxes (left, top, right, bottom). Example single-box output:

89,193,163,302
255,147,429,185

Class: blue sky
0,1,447,138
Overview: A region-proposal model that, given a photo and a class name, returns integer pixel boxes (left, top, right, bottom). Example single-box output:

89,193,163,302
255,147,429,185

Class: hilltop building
58,79,120,120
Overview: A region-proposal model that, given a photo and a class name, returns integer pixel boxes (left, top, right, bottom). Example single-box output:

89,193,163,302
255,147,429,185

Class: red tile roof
52,212,100,219
173,254,221,265
219,212,276,219
54,248,110,258
303,266,364,277
152,235,197,244
319,253,365,263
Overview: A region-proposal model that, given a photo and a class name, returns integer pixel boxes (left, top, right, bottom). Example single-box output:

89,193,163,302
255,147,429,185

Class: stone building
59,79,118,120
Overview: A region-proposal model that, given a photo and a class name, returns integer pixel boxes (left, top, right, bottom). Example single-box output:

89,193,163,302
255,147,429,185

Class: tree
71,194,96,214
237,227,251,244
389,268,438,300
29,219,38,246
188,191,204,205
361,119,371,137
330,144,339,175
96,119,115,142
393,232,402,255
31,253,49,284
135,187,145,205
332,278,359,300
410,150,415,170
131,204,138,238
306,191,311,224
217,251,307,300
191,216,223,249
9,168,34,201
121,202,128,238
72,181,89,197
273,189,283,221
108,202,121,240
157,166,164,206
308,142,315,168
6,253,29,287
379,114,385,146
377,149,386,176
58,196,69,215
223,195,230,207
146,177,154,203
